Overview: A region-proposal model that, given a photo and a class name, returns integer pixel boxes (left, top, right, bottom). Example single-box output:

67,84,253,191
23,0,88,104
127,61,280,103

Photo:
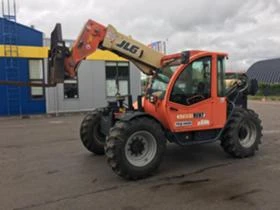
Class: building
0,17,47,116
247,58,280,84
45,52,141,114
0,19,141,116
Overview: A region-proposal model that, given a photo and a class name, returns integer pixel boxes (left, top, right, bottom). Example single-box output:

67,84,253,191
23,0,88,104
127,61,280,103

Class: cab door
165,55,227,133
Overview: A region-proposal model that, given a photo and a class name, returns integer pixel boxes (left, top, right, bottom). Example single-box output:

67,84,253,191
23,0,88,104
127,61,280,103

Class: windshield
147,59,181,99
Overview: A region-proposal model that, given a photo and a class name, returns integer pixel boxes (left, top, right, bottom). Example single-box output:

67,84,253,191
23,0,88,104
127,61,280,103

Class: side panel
166,99,213,132
166,98,226,132
129,63,142,102
17,23,43,46
0,18,43,46
0,58,46,116
143,97,226,132
46,61,141,114
0,18,46,116
163,54,227,132
46,61,107,114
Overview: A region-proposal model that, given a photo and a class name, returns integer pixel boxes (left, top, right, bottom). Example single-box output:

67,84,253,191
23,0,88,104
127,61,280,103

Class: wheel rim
93,124,105,144
238,121,257,148
125,131,157,167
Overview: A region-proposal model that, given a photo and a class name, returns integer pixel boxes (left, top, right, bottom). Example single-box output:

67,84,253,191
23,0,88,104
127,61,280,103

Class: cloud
13,0,280,70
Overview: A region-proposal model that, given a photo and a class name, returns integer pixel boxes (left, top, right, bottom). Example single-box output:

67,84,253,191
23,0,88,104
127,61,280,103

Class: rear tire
105,117,166,180
80,111,106,155
221,108,262,158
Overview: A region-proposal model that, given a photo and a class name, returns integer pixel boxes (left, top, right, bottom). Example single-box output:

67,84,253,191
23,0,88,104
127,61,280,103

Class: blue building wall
0,18,46,116
0,18,43,46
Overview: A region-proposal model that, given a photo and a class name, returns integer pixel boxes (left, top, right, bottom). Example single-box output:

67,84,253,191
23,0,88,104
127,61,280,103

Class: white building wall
45,60,141,114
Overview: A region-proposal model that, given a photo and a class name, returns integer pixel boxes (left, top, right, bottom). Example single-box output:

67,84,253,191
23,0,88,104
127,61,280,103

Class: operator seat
197,81,210,98
197,82,206,95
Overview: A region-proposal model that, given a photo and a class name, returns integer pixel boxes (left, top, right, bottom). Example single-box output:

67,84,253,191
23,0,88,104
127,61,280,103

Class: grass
249,95,280,101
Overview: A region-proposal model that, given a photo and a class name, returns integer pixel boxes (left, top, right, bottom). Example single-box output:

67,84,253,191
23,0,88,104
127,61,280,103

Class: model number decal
197,119,210,126
176,112,205,120
175,121,193,127
194,112,206,119
177,113,193,120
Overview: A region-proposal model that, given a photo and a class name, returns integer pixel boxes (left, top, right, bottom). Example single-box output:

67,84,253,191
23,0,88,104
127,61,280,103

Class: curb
0,111,89,121
249,100,280,105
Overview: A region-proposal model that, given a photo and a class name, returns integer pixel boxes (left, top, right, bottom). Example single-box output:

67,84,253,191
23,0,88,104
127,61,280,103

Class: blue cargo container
0,17,46,116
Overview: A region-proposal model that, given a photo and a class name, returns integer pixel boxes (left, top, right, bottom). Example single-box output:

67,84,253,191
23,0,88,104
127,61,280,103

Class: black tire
80,111,106,155
221,108,262,158
105,117,166,180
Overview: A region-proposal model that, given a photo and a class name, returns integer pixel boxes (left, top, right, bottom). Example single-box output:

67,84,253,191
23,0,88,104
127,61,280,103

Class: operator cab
146,50,228,106
143,50,228,133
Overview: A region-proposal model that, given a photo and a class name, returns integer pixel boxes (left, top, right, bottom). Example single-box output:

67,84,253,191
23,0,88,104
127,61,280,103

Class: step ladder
2,0,22,115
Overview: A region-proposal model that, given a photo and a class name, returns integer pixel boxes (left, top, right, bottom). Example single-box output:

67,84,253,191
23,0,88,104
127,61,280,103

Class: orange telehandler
48,20,262,180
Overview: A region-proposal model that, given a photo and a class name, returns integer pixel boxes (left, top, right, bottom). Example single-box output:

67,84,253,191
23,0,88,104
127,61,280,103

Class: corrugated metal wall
247,58,280,84
0,18,42,46
1,18,142,116
45,60,141,114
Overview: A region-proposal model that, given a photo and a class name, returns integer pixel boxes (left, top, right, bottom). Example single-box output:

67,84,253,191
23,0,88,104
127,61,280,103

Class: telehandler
48,20,262,180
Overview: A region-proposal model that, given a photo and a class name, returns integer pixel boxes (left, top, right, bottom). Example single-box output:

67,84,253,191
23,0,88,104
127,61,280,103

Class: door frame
163,52,227,132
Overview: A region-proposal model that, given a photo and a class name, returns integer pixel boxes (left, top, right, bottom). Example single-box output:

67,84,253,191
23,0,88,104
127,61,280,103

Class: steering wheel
186,95,205,105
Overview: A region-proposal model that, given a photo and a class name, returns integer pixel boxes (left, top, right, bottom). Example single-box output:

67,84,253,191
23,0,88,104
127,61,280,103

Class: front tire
80,111,106,155
221,108,262,158
105,117,166,180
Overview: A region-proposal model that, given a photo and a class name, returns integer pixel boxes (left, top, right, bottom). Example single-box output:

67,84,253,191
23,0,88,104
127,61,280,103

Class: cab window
217,57,226,96
170,57,211,105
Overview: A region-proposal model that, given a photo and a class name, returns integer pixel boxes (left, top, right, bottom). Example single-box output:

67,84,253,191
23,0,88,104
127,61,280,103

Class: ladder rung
7,94,20,97
4,46,18,49
8,96,20,99
8,93,20,97
7,88,20,92
8,99,20,103
4,47,18,49
5,49,18,51
4,53,19,57
5,67,19,70
6,75,19,79
7,89,20,93
5,63,19,67
4,51,18,54
6,70,19,73
8,93,20,95
7,91,20,95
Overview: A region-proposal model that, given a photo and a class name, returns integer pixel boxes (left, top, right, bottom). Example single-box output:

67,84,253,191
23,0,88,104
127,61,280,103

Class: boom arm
49,20,164,84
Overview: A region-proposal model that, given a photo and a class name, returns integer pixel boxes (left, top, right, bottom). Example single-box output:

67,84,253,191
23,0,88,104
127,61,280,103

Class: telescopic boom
48,20,165,84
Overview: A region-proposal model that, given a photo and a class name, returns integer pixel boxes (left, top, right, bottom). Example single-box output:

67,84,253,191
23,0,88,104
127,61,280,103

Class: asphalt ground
0,101,279,210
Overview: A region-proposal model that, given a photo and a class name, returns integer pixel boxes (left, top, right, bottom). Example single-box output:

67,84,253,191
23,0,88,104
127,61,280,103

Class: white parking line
263,130,280,134
49,121,64,124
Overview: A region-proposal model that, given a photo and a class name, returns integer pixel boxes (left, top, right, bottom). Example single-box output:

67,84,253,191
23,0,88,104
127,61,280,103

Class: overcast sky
12,0,280,70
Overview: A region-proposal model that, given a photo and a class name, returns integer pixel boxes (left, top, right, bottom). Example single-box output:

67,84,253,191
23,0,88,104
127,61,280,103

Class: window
217,57,226,96
64,75,79,99
106,62,129,97
148,58,180,99
29,59,44,99
170,57,211,105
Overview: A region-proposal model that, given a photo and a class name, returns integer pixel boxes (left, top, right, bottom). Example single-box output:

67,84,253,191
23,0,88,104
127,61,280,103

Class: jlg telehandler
48,20,262,180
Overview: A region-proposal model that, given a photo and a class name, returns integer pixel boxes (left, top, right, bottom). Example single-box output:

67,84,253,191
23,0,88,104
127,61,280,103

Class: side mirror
149,95,158,104
181,51,190,64
248,79,258,96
